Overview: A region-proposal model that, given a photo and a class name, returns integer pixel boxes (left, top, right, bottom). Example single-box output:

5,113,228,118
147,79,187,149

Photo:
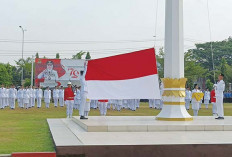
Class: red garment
98,100,108,102
64,87,74,101
211,90,216,103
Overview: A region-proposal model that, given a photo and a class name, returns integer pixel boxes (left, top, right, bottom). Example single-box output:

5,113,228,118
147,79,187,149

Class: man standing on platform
64,82,75,118
215,74,225,120
79,70,88,119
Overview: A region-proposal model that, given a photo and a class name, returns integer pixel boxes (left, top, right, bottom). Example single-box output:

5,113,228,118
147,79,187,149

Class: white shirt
59,89,64,98
44,89,51,99
215,80,225,98
36,89,43,98
9,88,17,98
0,87,5,98
23,89,30,99
17,89,24,99
5,89,9,98
191,89,200,103
204,91,210,100
185,90,192,100
53,89,59,98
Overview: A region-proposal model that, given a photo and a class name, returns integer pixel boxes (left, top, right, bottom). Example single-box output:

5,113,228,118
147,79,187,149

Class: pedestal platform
48,116,232,157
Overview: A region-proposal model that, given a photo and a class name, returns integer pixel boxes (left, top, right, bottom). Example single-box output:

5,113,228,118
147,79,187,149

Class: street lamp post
19,26,26,85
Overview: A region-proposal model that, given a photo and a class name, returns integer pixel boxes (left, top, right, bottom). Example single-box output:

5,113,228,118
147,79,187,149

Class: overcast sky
1,0,232,65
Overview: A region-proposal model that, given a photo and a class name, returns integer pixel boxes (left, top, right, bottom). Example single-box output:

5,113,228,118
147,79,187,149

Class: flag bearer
192,84,201,116
36,86,43,108
53,86,59,107
44,87,51,108
204,88,210,109
79,71,88,119
64,82,75,118
215,74,225,120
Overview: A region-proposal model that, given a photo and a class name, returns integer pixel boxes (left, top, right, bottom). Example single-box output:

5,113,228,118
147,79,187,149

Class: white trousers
204,99,210,108
216,97,224,117
99,102,107,116
9,98,15,109
31,98,35,107
79,93,87,116
59,98,64,107
84,111,89,117
212,102,217,115
185,99,191,110
193,109,199,116
66,100,74,118
37,98,42,108
19,98,24,108
0,98,3,108
53,97,58,107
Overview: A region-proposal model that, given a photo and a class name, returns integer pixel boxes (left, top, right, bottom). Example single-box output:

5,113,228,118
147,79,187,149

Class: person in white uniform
98,100,108,116
74,86,81,110
185,87,192,110
192,84,201,116
59,86,64,107
23,86,30,109
0,85,5,109
149,99,155,108
44,87,51,108
9,85,17,109
84,99,91,116
198,87,203,109
204,88,210,109
53,86,59,107
17,86,24,108
36,86,43,108
79,70,88,119
215,74,225,120
31,86,36,107
5,86,9,107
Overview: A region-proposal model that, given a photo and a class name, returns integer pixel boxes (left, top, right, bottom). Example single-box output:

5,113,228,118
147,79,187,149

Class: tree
35,52,39,58
72,51,86,59
85,52,91,59
205,79,214,91
220,57,227,75
56,53,60,59
156,47,164,79
24,78,31,87
0,63,13,86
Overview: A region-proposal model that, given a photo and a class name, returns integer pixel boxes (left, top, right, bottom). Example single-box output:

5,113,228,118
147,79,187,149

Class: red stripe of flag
85,48,158,81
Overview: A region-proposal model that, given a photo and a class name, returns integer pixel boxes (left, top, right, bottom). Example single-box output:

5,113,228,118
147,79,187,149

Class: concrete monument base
48,116,232,157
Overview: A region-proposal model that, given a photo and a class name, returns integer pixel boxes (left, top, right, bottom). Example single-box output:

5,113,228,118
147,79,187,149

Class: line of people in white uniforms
0,85,65,109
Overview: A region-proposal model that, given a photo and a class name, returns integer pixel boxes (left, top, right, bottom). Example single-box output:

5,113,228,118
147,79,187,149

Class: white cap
67,81,72,85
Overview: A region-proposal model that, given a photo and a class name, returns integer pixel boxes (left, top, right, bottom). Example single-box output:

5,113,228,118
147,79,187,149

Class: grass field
0,102,232,154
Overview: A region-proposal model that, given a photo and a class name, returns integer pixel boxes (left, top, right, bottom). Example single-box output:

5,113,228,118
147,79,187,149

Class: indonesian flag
85,48,160,99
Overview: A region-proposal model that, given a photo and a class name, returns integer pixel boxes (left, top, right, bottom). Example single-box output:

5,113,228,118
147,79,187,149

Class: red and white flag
85,48,160,99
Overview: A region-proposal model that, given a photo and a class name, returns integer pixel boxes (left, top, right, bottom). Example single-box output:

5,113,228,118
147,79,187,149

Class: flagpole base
156,78,193,121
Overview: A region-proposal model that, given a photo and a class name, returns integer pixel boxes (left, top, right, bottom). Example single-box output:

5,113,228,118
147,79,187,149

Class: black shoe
80,116,88,120
215,117,224,120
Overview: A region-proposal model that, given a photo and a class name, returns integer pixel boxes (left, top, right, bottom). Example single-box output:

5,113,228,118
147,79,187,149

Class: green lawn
0,102,231,154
